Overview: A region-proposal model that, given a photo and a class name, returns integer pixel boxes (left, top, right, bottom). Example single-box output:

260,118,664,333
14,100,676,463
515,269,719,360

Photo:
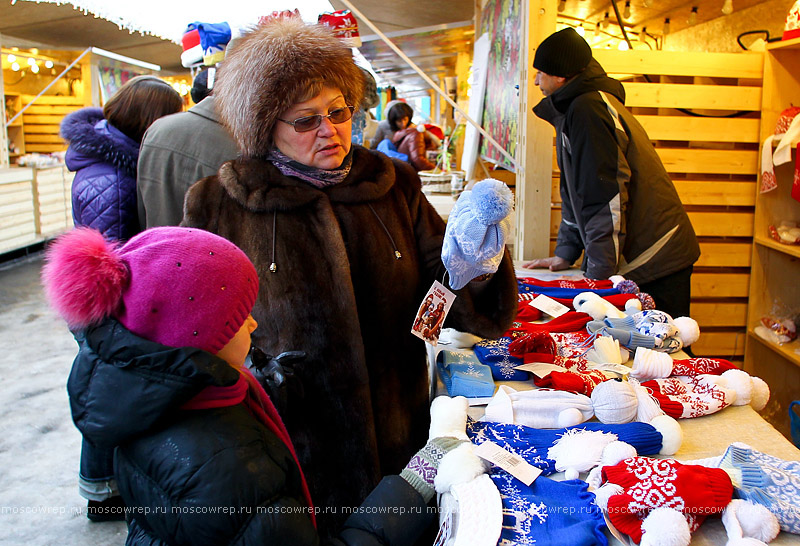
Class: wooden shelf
747,329,800,368
753,234,800,259
767,36,800,51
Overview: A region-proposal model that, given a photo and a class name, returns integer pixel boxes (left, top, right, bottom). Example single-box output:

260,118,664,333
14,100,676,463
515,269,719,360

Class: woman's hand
522,256,570,271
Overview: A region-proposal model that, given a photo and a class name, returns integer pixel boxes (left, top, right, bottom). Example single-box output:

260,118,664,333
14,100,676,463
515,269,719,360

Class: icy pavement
0,253,126,545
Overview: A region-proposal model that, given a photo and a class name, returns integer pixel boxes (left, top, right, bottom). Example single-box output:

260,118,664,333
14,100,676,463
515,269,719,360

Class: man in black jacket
523,28,700,319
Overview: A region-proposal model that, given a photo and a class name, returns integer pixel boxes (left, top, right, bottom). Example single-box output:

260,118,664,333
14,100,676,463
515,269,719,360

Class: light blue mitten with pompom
441,178,513,290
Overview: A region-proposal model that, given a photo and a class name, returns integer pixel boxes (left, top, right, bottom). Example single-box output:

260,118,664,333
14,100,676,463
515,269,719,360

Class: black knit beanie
533,27,592,77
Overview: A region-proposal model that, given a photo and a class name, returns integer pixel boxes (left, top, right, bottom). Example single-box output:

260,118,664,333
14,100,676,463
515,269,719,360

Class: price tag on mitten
474,440,541,485
411,281,456,346
529,294,569,318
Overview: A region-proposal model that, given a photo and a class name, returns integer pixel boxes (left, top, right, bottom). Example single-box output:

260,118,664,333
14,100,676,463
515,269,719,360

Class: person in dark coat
61,75,182,241
182,18,518,533
523,28,700,319
42,226,469,545
58,75,182,520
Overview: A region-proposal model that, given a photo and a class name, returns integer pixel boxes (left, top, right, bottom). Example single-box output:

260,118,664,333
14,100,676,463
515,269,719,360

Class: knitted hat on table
482,385,594,429
42,227,258,354
533,27,592,78
598,456,734,545
442,178,514,290
718,442,800,534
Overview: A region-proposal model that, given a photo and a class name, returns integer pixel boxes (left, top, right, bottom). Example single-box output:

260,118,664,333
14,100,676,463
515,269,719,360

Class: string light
722,0,733,15
618,40,629,50
7,54,16,63
11,62,20,71
663,18,671,36
623,1,631,20
602,11,610,29
30,64,40,74
45,60,54,68
689,6,698,24
595,22,601,38
576,23,586,37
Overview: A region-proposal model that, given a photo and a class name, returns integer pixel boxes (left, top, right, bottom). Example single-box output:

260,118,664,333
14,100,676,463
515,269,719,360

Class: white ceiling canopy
16,0,336,43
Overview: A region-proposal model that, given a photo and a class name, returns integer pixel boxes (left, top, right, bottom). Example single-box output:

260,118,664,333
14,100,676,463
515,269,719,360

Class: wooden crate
544,49,763,360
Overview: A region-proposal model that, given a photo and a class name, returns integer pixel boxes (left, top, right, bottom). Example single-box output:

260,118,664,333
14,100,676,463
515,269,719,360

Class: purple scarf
267,147,353,188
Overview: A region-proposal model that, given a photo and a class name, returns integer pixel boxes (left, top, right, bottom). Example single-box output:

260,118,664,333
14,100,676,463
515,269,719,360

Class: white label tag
411,281,456,346
587,362,631,376
474,440,542,486
514,362,564,378
529,294,569,318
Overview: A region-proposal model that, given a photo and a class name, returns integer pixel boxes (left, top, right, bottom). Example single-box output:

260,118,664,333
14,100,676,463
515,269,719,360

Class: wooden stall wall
547,49,763,361
21,94,82,154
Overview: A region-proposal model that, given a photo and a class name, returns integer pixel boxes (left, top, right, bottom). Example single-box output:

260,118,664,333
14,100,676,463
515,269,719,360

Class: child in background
42,226,464,544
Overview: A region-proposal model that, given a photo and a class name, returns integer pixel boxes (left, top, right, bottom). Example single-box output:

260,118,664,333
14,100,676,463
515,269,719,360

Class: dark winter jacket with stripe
533,58,700,284
60,107,140,241
70,319,434,546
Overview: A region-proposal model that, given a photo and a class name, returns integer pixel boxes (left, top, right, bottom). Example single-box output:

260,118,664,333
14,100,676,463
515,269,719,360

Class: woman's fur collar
217,146,398,211
60,107,139,176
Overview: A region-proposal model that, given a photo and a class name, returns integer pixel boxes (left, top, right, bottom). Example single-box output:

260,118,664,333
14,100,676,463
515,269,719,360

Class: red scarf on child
182,369,316,527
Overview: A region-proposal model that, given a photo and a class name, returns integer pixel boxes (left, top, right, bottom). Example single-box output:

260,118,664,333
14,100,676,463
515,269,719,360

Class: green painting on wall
478,0,521,171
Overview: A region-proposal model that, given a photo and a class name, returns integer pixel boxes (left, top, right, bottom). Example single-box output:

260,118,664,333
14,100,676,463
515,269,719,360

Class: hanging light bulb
558,0,566,12
45,60,54,68
595,22,601,38
27,57,36,66
688,6,698,24
639,27,648,43
7,54,16,63
30,63,40,74
618,40,630,50
576,23,586,37
602,11,610,29
11,62,20,71
722,0,733,15
623,1,631,20
663,18,671,36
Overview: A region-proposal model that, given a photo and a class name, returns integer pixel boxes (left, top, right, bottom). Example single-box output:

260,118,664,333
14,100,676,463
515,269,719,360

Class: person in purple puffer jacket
61,75,183,241
58,75,182,522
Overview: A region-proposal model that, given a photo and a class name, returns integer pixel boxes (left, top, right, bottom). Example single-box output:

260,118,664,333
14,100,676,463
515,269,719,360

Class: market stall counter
427,266,800,546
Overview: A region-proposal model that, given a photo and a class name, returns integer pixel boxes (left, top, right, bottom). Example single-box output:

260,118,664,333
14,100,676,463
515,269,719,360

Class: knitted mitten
400,436,465,502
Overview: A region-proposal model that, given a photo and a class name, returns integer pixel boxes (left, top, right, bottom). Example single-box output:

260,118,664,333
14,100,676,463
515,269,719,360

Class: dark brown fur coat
183,145,517,527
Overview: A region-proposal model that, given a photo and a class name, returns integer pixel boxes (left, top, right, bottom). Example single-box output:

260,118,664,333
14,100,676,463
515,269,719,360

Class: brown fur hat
214,18,365,159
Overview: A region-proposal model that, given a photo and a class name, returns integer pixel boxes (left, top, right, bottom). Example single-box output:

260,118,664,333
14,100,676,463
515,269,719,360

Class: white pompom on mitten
723,499,780,546
673,316,700,347
434,442,489,493
649,414,683,455
640,507,692,546
429,395,470,440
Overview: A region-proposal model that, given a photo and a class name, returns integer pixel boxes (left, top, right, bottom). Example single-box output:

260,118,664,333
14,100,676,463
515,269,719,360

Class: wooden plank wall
21,95,83,154
547,49,762,361
0,166,74,254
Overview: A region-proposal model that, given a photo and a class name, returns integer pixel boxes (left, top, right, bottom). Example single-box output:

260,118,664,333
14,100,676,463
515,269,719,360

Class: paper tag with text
529,294,569,318
411,281,456,346
514,362,565,378
474,440,542,485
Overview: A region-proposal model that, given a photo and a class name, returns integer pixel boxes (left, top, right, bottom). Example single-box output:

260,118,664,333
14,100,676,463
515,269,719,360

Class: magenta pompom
41,228,128,328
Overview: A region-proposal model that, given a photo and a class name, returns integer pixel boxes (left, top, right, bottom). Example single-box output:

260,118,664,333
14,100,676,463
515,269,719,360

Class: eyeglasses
277,105,355,133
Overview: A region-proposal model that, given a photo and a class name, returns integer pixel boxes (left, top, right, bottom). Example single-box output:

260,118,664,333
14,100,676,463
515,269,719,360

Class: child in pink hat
42,226,466,544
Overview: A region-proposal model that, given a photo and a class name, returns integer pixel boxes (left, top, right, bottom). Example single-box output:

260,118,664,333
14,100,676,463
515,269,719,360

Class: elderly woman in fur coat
182,18,517,531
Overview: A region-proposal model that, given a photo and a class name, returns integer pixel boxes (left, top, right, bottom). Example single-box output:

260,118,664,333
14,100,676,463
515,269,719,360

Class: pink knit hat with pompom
42,227,259,354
